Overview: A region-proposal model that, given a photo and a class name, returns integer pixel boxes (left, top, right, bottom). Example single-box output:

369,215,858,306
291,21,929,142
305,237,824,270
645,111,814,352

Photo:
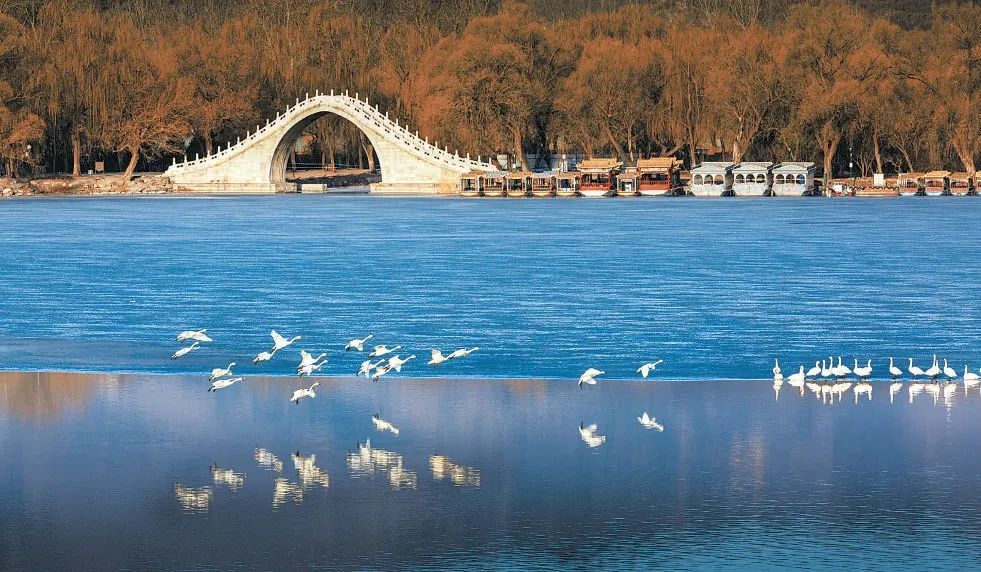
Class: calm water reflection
3,372,981,569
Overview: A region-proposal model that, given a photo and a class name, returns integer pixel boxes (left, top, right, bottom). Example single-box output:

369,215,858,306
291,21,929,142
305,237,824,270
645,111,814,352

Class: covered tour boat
482,172,507,197
731,162,773,197
459,172,484,197
576,158,621,198
771,162,815,196
948,172,974,195
555,172,579,197
530,172,556,197
616,168,639,197
505,173,531,198
636,157,683,196
689,162,735,197
922,171,949,196
897,172,923,196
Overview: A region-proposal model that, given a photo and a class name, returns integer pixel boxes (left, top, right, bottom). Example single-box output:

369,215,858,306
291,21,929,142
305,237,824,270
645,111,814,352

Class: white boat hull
638,189,672,197
578,189,613,198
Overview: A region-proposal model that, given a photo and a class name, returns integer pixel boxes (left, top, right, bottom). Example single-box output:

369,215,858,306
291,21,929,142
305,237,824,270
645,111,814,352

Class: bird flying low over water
297,361,326,378
637,360,663,379
253,350,275,364
447,347,479,360
369,344,402,358
578,368,604,388
296,351,327,371
428,349,450,366
372,414,400,436
371,362,394,382
177,329,212,343
290,382,319,404
579,423,606,448
345,335,374,352
270,330,301,353
209,377,242,392
209,362,236,382
171,342,200,360
637,412,664,431
387,354,416,372
358,359,385,378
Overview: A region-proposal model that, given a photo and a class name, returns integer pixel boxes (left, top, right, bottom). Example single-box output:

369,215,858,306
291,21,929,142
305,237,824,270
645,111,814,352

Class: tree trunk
603,123,627,161
362,141,376,172
952,141,976,175
512,128,530,172
731,139,743,164
120,147,139,183
818,131,840,187
872,125,883,174
204,133,214,156
71,126,81,177
686,138,698,170
897,146,914,172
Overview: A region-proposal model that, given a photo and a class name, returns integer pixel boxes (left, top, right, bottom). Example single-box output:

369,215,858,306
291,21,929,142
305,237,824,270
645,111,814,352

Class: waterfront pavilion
689,162,734,197
771,162,815,196
732,162,774,196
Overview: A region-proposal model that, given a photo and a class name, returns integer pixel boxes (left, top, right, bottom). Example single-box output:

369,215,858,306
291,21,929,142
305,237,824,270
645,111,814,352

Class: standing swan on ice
889,358,903,379
942,359,957,380
772,359,782,378
924,355,941,381
171,342,200,360
290,382,320,404
805,361,821,379
345,335,374,352
853,359,872,380
908,358,925,379
637,360,664,379
963,367,979,392
787,366,806,393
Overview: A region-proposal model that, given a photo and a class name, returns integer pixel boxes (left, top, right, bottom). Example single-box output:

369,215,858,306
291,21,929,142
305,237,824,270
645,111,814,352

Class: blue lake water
2,196,981,570
0,196,979,380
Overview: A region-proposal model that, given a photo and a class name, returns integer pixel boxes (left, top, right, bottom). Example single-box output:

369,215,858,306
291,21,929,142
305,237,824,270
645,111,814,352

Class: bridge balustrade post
315,89,319,96
331,89,334,96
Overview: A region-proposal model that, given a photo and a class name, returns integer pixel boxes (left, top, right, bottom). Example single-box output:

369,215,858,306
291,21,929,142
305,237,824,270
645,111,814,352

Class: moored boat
731,162,773,197
530,173,556,197
459,172,484,197
771,162,815,196
897,172,923,196
689,162,735,197
555,172,578,197
948,172,973,195
636,157,683,196
505,173,531,198
482,172,507,197
616,168,638,197
576,158,621,198
923,171,949,196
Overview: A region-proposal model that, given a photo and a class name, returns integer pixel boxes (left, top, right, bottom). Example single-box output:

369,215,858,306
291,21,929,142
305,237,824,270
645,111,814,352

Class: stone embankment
1,175,176,198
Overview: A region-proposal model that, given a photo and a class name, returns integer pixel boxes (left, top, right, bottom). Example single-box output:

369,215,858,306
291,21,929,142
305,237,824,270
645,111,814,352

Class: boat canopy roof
691,161,735,174
483,170,509,178
506,171,533,179
733,161,773,173
949,172,974,180
531,171,557,179
923,170,951,178
577,158,622,172
554,172,578,180
898,172,924,178
461,171,486,179
636,157,680,171
772,162,814,173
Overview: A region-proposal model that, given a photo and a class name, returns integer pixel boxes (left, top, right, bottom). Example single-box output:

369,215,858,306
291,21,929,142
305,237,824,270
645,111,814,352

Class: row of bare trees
0,0,977,181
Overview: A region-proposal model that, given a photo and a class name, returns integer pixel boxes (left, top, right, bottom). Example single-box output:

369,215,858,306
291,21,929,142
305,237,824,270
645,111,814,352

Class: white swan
372,414,400,436
853,359,872,380
924,355,941,380
177,329,212,343
296,351,327,371
889,358,903,379
253,350,275,364
578,368,604,388
428,349,450,366
290,382,319,404
820,359,833,380
171,342,200,360
637,412,664,431
369,344,402,358
447,346,479,359
297,360,326,378
387,354,416,372
579,423,606,448
209,377,242,392
772,359,782,377
209,361,236,382
805,361,821,379
787,366,806,390
942,359,957,380
834,356,852,378
637,360,663,379
345,334,373,352
371,362,394,382
963,366,979,393
358,359,385,377
908,358,925,378
270,330,301,352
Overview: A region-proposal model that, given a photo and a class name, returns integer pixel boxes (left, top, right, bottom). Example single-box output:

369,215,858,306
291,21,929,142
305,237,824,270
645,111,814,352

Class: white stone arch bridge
165,91,496,193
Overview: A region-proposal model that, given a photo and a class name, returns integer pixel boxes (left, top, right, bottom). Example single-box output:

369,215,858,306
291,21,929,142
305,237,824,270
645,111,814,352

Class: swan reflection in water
430,455,481,487
292,451,330,489
347,439,417,490
211,464,246,490
173,483,213,512
272,478,304,508
255,448,284,473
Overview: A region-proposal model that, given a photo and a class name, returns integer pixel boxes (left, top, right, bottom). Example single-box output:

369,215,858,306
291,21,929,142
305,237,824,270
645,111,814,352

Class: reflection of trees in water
347,440,417,490
0,372,117,422
430,455,481,487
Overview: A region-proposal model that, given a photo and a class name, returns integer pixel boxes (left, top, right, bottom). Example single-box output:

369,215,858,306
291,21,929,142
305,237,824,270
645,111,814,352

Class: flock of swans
170,327,668,449
772,355,981,404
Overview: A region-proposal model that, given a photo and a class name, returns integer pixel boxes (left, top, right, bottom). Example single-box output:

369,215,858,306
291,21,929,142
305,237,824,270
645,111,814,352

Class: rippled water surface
0,196,979,379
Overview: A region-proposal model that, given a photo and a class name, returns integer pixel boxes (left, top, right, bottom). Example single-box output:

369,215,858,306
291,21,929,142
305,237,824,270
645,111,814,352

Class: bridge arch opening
271,110,381,190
